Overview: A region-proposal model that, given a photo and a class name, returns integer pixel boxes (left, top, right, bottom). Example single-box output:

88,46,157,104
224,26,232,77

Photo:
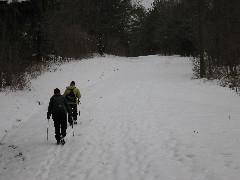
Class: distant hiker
47,88,72,145
64,81,81,125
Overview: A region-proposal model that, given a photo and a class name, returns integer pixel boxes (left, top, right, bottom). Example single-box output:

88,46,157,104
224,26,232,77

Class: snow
1,55,240,180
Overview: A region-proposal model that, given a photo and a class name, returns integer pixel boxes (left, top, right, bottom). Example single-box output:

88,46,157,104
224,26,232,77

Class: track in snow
1,55,240,180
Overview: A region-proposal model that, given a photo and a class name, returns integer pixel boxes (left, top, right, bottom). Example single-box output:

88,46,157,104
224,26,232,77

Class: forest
0,0,240,90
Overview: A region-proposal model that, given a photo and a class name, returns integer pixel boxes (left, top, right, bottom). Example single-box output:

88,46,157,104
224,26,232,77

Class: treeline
0,0,140,89
1,0,240,90
139,0,240,86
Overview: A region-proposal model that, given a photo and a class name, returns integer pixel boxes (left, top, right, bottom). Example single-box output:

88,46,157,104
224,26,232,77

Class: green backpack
52,96,66,113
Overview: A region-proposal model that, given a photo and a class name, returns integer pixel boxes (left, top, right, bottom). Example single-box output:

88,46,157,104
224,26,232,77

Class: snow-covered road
1,55,240,180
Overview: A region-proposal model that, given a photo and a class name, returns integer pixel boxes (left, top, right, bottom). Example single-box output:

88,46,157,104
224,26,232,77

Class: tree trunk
197,0,205,78
98,34,104,56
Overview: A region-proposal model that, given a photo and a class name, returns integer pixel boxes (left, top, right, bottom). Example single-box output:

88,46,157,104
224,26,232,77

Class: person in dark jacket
63,81,81,125
47,88,72,145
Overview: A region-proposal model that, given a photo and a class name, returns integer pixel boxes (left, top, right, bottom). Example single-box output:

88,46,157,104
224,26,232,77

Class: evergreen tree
138,0,195,56
126,4,147,56
84,0,132,55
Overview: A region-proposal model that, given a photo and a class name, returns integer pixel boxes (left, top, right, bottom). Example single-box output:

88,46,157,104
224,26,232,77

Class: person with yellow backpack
63,81,81,125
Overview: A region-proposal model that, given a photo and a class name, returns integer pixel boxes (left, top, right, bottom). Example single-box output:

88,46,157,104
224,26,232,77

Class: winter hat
54,88,60,94
70,81,75,85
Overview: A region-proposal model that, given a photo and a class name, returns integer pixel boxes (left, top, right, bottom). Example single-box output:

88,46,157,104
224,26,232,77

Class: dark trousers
68,104,78,123
53,113,67,141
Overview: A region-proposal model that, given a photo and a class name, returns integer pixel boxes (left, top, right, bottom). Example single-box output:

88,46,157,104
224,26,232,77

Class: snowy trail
1,55,240,180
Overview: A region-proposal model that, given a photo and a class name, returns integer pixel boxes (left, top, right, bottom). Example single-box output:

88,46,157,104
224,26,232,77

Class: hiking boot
60,138,65,145
57,140,60,145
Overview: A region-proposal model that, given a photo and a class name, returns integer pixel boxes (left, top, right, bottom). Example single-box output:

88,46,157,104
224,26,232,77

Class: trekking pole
78,99,80,117
72,119,74,137
47,119,49,141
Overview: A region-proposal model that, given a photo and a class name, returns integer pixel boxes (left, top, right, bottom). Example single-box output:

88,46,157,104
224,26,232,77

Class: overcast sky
2,0,154,8
1,0,154,9
134,0,154,9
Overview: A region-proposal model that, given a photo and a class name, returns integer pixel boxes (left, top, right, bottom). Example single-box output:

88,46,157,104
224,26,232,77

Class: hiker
47,88,72,145
64,81,81,125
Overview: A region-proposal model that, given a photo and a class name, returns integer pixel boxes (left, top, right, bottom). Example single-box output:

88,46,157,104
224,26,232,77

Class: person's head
70,81,75,86
54,88,60,95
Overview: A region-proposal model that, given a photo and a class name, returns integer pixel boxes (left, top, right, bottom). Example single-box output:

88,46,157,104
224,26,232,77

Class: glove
47,112,51,119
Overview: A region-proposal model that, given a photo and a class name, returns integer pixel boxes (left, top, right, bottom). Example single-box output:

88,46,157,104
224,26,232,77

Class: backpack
65,88,76,103
52,96,66,113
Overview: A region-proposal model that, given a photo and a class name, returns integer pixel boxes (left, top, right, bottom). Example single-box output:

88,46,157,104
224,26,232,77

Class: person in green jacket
47,88,72,145
63,81,81,125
